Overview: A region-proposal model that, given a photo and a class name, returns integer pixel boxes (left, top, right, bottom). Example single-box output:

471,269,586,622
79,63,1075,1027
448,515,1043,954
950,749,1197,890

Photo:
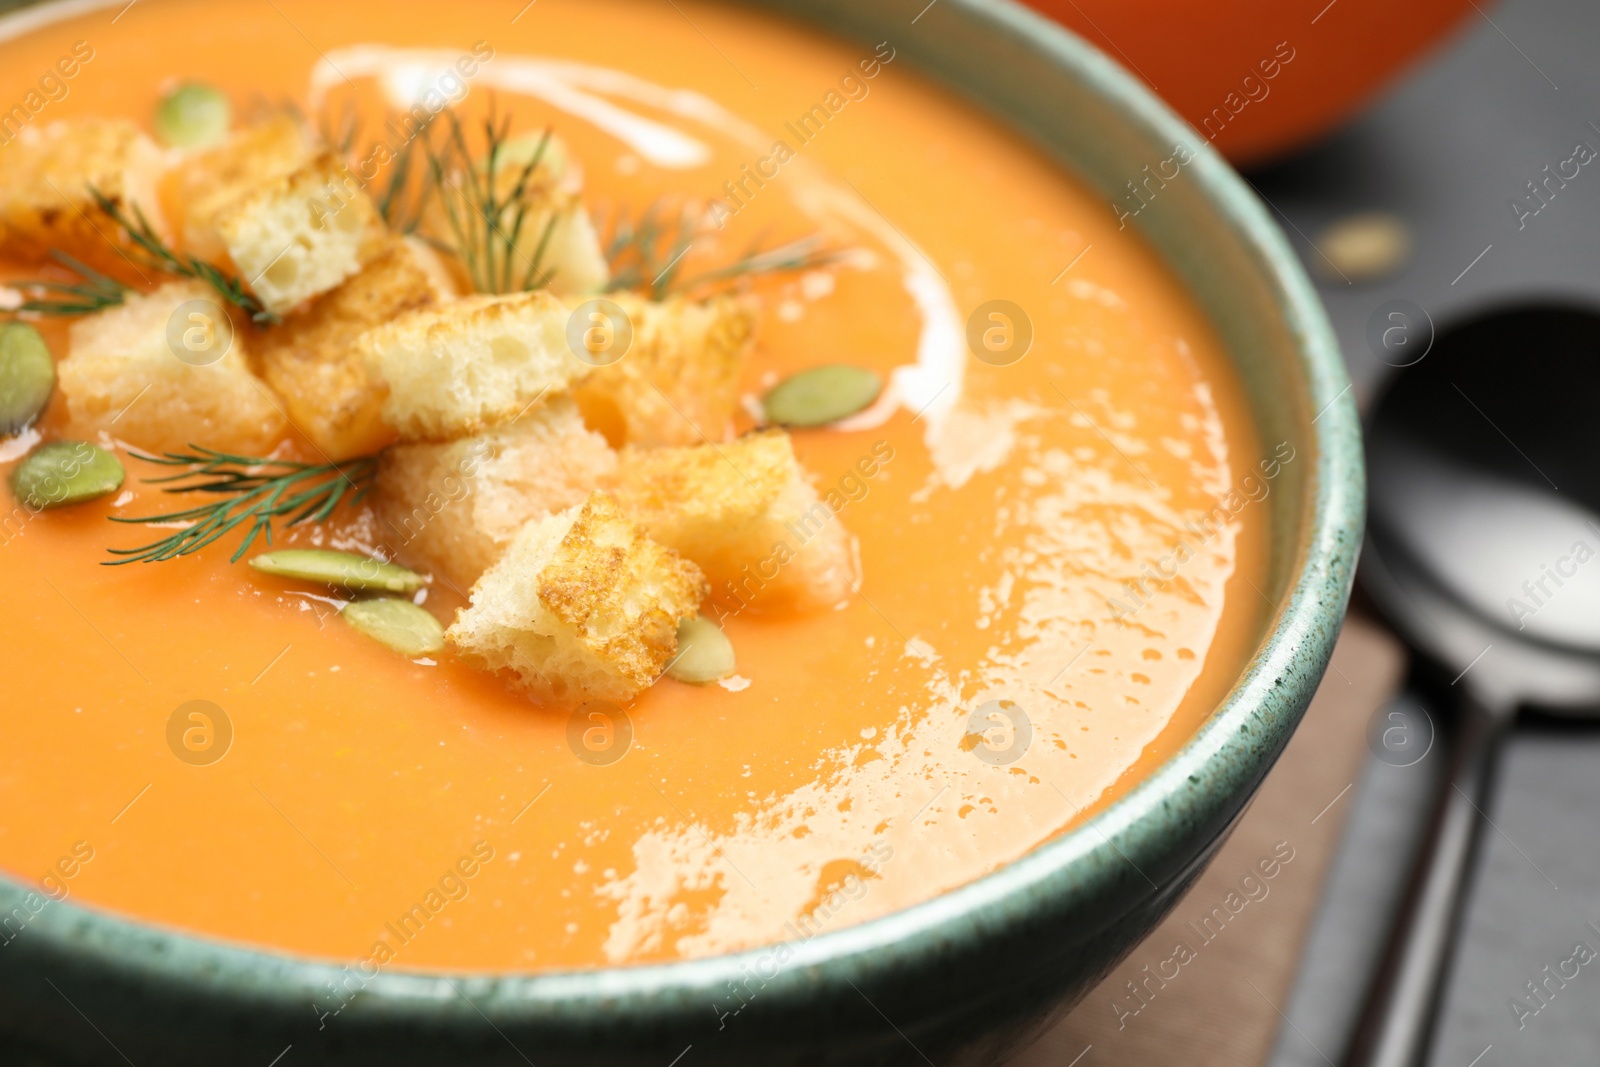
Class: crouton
361,289,591,442
171,113,314,260
447,491,707,705
572,293,754,447
0,119,166,265
255,237,453,459
376,395,617,591
59,279,287,454
536,198,609,296
216,150,385,315
613,430,855,611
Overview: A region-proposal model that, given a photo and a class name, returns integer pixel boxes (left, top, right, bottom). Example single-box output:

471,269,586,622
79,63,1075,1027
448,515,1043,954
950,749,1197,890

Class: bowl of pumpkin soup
0,0,1360,1063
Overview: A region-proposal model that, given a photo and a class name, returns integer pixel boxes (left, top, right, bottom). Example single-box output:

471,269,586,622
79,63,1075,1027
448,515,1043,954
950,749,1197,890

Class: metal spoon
1348,304,1600,1067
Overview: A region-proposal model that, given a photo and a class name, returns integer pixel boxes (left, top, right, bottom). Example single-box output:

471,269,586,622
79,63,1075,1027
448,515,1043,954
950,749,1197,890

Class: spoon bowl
1350,303,1600,1067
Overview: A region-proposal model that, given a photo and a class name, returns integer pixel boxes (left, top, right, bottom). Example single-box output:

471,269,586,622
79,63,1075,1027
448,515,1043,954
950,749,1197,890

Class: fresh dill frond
10,250,128,316
603,201,699,297
603,201,844,300
376,132,433,234
89,187,280,325
674,233,843,293
319,101,361,157
423,107,561,294
106,447,377,565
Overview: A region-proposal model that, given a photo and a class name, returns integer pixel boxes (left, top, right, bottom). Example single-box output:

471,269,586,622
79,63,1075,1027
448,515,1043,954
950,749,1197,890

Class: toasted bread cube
614,430,855,611
537,198,609,296
255,237,453,459
361,289,590,442
171,113,314,260
217,151,385,315
573,293,754,447
59,280,287,454
376,395,617,590
0,119,166,265
447,491,707,705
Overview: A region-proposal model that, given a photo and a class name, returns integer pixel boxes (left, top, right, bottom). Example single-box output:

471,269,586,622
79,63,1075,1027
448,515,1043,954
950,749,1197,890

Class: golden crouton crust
447,492,707,705
361,289,590,442
613,430,855,611
255,237,445,459
538,492,706,669
375,395,618,591
0,118,166,266
172,113,313,258
615,429,793,521
60,279,288,454
573,293,754,447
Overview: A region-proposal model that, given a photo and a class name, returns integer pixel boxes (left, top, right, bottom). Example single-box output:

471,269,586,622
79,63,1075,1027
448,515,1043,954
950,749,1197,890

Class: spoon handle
1342,688,1509,1067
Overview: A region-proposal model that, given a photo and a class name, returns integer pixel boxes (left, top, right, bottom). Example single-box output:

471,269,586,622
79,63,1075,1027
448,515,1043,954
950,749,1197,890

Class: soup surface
0,0,1273,972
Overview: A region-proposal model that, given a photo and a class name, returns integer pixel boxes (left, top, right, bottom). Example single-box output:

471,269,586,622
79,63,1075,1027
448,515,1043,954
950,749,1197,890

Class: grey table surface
1258,0,1600,1064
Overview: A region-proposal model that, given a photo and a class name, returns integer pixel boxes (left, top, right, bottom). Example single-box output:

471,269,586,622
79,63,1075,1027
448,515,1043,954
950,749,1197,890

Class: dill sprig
376,132,433,234
106,447,376,565
9,250,128,316
319,101,361,157
603,202,844,300
603,201,698,297
330,107,434,234
89,187,280,325
423,107,562,294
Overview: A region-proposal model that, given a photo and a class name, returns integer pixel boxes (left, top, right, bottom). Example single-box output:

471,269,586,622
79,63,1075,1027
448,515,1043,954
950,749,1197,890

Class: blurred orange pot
1023,0,1477,165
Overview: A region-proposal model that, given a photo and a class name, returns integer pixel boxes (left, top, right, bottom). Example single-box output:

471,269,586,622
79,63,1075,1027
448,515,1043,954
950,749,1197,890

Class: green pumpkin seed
11,440,123,510
762,365,882,428
341,598,445,657
250,549,425,593
667,615,736,684
0,323,55,435
153,82,231,148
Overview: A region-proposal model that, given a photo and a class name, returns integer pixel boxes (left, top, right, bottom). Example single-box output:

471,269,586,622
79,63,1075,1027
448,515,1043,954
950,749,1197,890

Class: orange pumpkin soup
0,0,1273,973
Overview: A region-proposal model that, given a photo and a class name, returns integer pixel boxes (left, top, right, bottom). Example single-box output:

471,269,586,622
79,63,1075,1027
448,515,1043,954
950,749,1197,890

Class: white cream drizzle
307,46,964,441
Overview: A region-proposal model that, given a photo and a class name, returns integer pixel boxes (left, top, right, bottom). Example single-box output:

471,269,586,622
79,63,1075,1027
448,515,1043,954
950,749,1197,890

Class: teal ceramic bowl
0,0,1362,1064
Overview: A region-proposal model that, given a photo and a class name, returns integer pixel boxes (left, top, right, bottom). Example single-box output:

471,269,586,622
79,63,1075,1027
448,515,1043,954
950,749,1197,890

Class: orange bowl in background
1023,0,1477,165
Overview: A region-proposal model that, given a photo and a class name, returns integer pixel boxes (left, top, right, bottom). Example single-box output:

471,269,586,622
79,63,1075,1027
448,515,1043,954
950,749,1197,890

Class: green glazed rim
0,0,1363,1042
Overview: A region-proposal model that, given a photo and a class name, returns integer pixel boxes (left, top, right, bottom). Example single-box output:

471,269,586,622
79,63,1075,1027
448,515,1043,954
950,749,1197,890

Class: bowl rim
0,0,1363,1034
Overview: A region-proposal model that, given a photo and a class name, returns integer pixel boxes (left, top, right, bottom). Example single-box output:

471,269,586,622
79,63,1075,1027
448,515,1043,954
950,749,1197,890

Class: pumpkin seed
762,365,882,428
0,323,55,435
341,598,445,657
249,549,425,593
667,615,735,684
11,440,123,510
1316,211,1411,283
154,82,231,148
